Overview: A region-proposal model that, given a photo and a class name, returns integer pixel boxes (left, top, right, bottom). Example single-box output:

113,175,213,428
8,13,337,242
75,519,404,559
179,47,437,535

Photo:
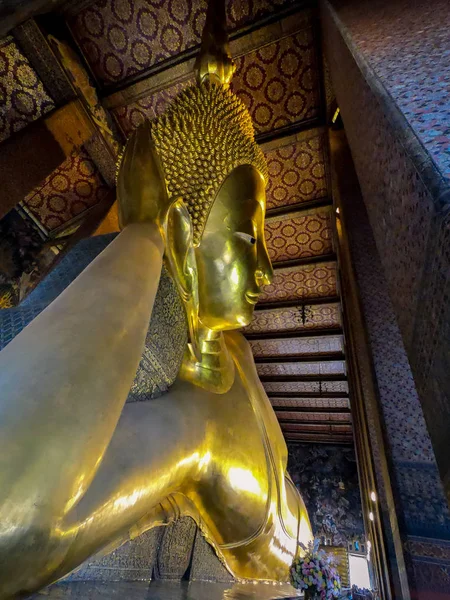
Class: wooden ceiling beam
266,197,332,218
273,405,351,414
260,374,347,382
255,298,340,312
268,391,349,399
281,422,353,433
0,100,96,220
255,116,323,144
255,353,345,363
246,325,342,338
284,435,353,445
279,417,352,426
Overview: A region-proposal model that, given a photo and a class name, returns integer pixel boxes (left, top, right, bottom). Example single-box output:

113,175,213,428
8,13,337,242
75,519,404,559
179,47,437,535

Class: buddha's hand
116,120,170,240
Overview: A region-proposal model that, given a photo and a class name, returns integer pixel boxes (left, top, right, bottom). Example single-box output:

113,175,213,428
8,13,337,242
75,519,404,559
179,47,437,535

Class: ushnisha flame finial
194,0,235,85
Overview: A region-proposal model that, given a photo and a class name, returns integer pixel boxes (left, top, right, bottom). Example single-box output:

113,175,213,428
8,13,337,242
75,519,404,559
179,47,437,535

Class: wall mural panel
288,444,364,546
265,133,328,210
231,28,320,135
24,148,110,233
265,207,333,263
249,335,344,358
246,303,341,334
0,210,48,308
260,262,337,303
0,35,55,144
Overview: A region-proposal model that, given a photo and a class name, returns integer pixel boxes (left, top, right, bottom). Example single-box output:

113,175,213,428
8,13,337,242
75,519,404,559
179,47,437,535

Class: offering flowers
290,539,342,599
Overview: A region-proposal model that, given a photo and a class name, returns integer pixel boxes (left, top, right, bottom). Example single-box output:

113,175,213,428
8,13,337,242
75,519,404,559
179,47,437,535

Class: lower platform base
30,580,301,599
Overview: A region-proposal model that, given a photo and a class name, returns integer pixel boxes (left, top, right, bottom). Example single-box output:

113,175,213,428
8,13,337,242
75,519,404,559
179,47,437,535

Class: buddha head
147,82,273,342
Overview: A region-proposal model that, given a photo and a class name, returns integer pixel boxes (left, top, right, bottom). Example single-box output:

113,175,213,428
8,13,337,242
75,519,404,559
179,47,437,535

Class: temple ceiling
0,0,350,445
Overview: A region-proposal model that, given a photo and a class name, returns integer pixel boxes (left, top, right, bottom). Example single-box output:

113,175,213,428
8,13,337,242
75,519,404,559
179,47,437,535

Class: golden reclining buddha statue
0,4,312,597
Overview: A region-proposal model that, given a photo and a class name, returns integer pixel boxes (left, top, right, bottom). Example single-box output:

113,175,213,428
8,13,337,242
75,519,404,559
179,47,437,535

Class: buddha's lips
245,292,260,305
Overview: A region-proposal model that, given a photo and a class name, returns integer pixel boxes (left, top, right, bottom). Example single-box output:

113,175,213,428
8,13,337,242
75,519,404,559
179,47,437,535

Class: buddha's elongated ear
164,199,201,360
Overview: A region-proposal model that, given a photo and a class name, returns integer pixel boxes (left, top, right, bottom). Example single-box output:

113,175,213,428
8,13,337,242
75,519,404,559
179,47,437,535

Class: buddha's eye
236,232,256,245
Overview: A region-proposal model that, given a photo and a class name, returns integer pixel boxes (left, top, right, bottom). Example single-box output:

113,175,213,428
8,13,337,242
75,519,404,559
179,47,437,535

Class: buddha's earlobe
165,199,201,361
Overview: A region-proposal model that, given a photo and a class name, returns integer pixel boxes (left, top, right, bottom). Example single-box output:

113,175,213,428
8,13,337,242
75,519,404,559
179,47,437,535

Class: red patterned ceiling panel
263,380,349,394
259,262,337,304
227,0,298,29
231,28,320,135
69,0,299,86
245,303,341,334
257,361,346,378
0,36,55,144
270,397,350,409
69,0,206,86
249,335,344,358
112,78,193,136
265,133,328,210
24,148,109,233
265,207,333,263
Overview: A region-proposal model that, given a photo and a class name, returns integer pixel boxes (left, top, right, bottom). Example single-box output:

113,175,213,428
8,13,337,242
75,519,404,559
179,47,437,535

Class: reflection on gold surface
228,468,263,497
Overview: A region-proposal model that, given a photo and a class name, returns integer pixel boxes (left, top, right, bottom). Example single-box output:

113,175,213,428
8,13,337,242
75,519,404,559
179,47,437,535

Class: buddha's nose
255,237,274,287
255,262,273,287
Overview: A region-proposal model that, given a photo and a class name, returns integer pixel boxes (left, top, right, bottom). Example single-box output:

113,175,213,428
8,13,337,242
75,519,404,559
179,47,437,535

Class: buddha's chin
200,303,255,331
235,307,255,329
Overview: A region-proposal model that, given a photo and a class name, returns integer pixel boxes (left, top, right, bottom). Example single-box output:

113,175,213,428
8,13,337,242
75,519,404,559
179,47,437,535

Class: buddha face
194,165,273,330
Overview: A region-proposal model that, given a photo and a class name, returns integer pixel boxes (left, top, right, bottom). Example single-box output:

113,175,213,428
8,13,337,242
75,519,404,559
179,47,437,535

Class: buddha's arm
0,223,163,594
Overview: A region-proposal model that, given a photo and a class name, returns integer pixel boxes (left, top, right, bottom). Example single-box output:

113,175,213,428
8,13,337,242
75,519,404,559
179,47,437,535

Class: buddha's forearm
0,223,163,524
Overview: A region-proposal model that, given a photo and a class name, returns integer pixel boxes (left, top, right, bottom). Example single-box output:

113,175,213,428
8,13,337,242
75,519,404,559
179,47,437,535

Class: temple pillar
331,128,450,599
320,0,450,509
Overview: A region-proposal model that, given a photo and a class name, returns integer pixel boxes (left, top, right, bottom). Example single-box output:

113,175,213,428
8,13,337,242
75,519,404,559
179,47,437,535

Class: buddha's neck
179,325,235,394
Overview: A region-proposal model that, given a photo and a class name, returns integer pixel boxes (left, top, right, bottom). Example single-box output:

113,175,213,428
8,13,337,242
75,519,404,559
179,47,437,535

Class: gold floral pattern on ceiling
270,398,350,409
246,303,341,334
260,262,337,303
68,0,297,86
112,78,193,136
231,28,320,135
265,134,328,210
24,148,110,233
263,380,349,394
0,36,55,144
265,207,333,263
69,0,206,85
249,335,344,358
